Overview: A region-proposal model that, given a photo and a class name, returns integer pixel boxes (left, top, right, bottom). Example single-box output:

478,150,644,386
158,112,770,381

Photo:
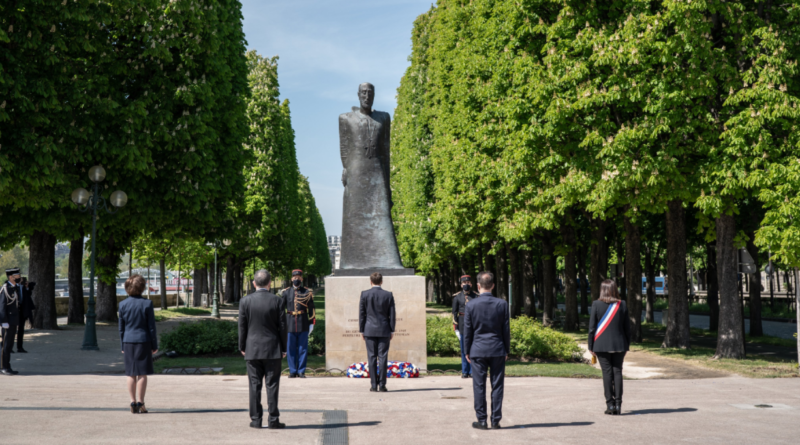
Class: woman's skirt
123,342,154,376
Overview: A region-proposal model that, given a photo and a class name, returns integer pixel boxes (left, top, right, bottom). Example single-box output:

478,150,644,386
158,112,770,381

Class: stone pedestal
324,275,427,372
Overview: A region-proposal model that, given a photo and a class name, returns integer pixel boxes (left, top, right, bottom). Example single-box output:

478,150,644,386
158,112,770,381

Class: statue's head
358,83,375,111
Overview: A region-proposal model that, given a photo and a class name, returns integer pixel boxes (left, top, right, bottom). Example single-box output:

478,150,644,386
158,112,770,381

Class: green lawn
154,307,211,322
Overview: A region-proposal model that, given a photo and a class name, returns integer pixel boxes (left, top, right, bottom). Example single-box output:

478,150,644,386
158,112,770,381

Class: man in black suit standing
464,271,510,430
14,277,36,353
239,269,287,430
359,272,396,392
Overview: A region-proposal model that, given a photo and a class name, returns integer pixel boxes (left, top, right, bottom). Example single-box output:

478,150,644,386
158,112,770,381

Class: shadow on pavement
507,422,594,428
388,387,462,392
625,408,697,415
284,421,381,429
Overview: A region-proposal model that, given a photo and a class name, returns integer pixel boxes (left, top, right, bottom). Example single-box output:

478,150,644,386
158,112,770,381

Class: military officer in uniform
281,270,316,378
1,268,23,375
452,275,478,378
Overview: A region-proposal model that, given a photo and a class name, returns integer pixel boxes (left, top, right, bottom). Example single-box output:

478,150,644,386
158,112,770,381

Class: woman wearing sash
588,279,630,415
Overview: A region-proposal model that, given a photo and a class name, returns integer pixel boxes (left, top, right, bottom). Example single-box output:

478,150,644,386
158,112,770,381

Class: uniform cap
459,275,471,283
5,267,20,278
292,269,303,276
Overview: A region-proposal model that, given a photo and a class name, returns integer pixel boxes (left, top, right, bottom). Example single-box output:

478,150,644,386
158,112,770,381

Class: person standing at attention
464,271,510,430
359,272,396,392
239,269,287,429
1,268,23,375
452,274,478,378
118,274,158,414
281,269,315,378
588,279,630,416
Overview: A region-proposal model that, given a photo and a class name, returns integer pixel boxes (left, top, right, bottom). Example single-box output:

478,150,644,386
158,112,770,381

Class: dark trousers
2,324,19,370
364,336,390,389
17,316,26,349
596,352,625,404
246,359,282,424
471,356,505,424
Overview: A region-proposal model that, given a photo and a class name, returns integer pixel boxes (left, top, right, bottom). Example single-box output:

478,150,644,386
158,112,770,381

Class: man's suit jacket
359,286,396,338
464,292,510,358
239,289,287,360
118,295,158,351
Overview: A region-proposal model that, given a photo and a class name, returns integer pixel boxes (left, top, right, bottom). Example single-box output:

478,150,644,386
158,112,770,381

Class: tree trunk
192,268,201,307
496,243,508,301
541,236,556,326
746,222,763,337
562,224,579,330
578,244,589,316
224,256,235,303
234,262,242,302
707,243,720,331
644,243,656,324
29,230,58,330
96,236,119,322
508,246,522,317
523,249,536,318
484,242,496,296
625,216,643,343
715,213,745,358
426,275,435,302
590,218,606,302
67,236,85,325
159,258,167,310
663,200,690,348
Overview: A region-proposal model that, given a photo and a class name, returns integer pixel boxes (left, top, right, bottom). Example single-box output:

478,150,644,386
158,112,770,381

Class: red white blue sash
594,302,619,341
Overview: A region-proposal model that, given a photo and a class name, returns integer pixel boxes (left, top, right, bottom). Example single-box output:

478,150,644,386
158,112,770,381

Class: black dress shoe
461,373,469,379
16,348,27,353
605,402,615,415
491,423,501,429
369,387,378,392
472,421,488,430
298,373,306,378
249,420,262,429
9,349,14,353
614,402,622,415
1,369,15,376
288,373,297,378
467,374,472,378
379,386,388,392
267,421,285,429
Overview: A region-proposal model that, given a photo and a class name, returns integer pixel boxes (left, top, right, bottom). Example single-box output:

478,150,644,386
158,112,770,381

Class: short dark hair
370,272,383,285
124,274,146,296
599,279,620,303
254,269,271,288
477,271,494,289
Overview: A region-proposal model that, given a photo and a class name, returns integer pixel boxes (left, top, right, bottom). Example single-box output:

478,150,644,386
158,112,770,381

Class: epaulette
452,292,460,297
281,287,290,293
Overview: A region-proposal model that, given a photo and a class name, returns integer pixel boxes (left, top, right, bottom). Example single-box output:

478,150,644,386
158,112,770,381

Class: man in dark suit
1,268,22,375
239,269,287,430
359,272,396,392
14,277,36,353
464,271,510,430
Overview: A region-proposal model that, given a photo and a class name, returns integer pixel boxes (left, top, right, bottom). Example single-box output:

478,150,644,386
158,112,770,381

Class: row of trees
391,0,800,359
0,1,330,327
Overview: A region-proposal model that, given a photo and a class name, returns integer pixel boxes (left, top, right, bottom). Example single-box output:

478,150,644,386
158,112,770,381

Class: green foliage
160,319,238,355
426,315,581,361
309,323,325,355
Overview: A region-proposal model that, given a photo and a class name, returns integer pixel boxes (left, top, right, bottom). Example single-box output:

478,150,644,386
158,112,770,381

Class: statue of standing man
338,83,404,270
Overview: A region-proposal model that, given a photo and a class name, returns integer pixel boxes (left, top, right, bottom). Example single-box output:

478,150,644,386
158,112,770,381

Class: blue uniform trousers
286,331,309,375
459,336,472,375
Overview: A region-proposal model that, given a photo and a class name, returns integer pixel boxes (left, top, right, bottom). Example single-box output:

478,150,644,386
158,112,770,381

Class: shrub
426,315,581,361
160,319,239,355
309,322,325,355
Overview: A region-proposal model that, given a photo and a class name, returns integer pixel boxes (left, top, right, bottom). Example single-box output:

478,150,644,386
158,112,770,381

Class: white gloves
309,324,314,334
455,330,461,340
1,323,8,329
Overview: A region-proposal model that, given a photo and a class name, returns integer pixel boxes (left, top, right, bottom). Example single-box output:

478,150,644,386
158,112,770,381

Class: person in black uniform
281,269,316,378
359,272,396,392
588,279,630,415
1,268,22,375
14,277,36,353
240,269,287,429
464,271,510,430
452,274,478,378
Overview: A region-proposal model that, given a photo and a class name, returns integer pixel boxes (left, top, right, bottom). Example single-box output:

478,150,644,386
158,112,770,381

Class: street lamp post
71,165,127,350
209,239,231,318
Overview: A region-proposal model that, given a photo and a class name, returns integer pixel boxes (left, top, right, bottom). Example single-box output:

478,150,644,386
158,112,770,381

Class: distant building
327,235,341,271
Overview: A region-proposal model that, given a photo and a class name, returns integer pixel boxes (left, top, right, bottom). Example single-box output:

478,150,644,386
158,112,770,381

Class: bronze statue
338,83,405,270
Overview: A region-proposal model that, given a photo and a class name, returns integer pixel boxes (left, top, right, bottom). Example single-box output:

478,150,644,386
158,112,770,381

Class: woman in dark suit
588,279,630,415
119,274,158,414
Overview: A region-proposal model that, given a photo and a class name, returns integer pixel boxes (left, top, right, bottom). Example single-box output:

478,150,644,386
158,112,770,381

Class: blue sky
241,0,435,236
